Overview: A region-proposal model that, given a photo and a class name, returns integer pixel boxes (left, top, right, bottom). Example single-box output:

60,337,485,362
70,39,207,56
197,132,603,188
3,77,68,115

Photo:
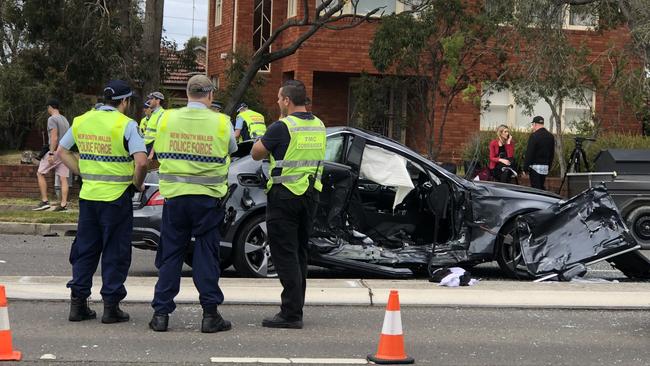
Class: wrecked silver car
132,127,648,279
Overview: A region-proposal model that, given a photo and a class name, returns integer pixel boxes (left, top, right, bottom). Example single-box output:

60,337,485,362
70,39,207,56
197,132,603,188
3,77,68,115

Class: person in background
33,98,71,211
523,116,555,190
488,124,516,183
210,101,224,113
139,101,152,134
143,91,165,159
235,103,266,142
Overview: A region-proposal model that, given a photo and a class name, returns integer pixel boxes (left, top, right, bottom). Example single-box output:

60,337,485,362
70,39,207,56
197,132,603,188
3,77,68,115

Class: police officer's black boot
69,296,96,322
101,303,130,324
201,307,232,333
149,313,169,332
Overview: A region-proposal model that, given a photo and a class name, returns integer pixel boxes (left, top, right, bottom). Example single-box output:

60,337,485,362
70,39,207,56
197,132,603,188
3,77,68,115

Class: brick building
206,0,642,161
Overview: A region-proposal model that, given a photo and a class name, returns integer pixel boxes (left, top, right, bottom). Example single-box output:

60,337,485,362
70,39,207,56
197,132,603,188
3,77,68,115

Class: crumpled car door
516,186,638,277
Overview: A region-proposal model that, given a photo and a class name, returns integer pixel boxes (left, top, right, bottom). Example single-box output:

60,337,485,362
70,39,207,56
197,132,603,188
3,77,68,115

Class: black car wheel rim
635,215,650,241
501,225,527,276
243,221,277,277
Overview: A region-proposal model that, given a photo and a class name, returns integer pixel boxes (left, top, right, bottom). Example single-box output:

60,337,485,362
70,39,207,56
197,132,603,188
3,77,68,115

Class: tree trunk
436,97,454,159
428,89,437,159
551,97,566,177
117,0,134,82
224,56,268,116
143,0,164,93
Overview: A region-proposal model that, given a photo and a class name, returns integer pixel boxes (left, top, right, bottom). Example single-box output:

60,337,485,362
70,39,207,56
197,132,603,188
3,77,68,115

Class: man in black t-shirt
250,80,325,329
524,116,555,190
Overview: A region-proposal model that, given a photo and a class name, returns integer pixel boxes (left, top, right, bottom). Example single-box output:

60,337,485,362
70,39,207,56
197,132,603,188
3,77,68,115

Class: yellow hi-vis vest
154,107,231,199
237,109,266,141
267,115,326,195
71,110,135,202
139,116,149,134
143,107,165,145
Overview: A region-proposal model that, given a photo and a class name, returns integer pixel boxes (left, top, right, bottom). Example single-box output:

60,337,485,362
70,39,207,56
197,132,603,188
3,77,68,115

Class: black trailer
568,149,650,248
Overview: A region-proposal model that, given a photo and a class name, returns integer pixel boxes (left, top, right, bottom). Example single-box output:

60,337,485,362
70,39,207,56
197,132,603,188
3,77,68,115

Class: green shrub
462,130,650,176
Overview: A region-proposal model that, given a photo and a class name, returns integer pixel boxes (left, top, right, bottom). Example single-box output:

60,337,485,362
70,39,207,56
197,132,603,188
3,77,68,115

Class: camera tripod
558,138,592,194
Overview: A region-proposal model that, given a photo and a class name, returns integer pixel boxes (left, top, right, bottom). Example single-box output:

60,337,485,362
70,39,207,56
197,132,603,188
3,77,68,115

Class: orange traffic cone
367,290,414,364
0,285,21,361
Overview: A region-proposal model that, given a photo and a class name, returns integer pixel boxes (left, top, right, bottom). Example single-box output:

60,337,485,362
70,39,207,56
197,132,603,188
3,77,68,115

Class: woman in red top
489,124,515,183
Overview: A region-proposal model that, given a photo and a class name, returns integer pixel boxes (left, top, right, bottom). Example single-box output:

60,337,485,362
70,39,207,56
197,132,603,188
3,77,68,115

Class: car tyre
496,218,532,279
627,206,650,249
233,214,277,278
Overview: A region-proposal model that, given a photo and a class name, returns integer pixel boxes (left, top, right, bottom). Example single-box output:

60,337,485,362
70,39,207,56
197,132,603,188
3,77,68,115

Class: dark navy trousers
67,191,133,304
151,195,225,315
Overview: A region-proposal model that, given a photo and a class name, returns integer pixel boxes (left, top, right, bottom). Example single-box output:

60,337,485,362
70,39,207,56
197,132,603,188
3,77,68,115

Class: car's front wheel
233,214,277,278
496,218,532,279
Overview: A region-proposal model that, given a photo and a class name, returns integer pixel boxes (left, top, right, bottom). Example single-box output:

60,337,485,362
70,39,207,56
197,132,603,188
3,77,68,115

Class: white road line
209,357,368,364
211,358,290,364
290,358,368,364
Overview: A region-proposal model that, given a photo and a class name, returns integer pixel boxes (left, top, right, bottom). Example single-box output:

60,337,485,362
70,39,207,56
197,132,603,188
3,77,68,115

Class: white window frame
486,1,597,31
214,0,223,27
565,4,598,30
254,0,273,73
316,1,414,17
480,84,596,133
288,0,297,18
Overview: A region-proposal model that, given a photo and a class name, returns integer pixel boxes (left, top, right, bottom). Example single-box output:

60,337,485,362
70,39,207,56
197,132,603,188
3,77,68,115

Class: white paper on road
360,145,414,209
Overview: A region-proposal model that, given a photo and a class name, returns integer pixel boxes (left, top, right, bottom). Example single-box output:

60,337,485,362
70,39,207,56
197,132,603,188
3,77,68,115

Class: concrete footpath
3,275,650,309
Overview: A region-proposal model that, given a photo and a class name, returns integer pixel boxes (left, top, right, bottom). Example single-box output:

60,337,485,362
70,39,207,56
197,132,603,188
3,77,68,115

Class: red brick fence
0,164,80,199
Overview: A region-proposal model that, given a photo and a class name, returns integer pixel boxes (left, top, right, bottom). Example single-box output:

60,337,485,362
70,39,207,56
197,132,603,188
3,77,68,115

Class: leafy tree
368,0,509,158
488,0,647,176
0,0,148,148
215,47,268,120
349,73,415,143
222,0,387,116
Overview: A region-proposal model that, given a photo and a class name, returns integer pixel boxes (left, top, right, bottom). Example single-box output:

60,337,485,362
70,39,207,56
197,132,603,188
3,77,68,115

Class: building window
254,0,272,72
317,0,408,16
212,76,220,90
351,0,396,15
214,0,222,26
485,1,597,30
316,0,344,14
480,85,594,133
481,88,511,130
287,0,297,18
567,5,597,28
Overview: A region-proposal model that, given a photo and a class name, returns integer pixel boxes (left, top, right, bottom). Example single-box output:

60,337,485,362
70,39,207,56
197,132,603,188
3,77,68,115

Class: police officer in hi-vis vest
57,80,148,323
143,91,165,159
234,102,266,142
251,79,326,329
149,75,237,333
139,100,152,134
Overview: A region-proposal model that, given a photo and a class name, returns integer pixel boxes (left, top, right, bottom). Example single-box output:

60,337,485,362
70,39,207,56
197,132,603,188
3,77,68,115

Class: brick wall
207,0,643,162
0,164,79,199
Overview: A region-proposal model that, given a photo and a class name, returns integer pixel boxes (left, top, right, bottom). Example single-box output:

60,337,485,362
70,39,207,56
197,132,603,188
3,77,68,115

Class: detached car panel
131,127,650,279
517,186,639,276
